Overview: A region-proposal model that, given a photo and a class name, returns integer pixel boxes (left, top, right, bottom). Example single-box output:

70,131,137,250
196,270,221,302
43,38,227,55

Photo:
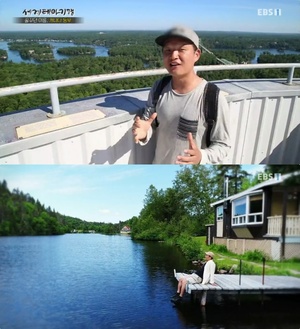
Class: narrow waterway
0,234,299,329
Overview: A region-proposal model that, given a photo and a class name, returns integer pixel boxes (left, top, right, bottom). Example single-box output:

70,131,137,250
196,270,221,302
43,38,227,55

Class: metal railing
0,63,299,116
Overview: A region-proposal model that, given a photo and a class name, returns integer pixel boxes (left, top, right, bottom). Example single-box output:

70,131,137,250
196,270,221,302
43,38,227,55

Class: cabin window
248,194,263,223
232,197,246,226
217,206,223,221
232,193,263,226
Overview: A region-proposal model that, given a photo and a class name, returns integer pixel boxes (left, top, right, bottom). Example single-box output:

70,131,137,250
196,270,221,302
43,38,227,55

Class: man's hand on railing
132,113,157,143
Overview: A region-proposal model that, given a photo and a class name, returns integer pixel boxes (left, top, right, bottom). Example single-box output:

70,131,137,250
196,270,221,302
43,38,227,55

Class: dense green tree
172,166,216,235
212,165,251,199
132,184,186,240
0,180,122,236
265,165,300,174
265,165,300,185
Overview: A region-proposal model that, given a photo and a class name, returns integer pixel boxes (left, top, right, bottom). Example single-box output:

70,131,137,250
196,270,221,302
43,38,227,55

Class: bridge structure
199,42,235,65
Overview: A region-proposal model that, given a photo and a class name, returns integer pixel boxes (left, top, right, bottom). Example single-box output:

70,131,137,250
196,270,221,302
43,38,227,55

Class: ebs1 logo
257,9,282,16
257,173,281,181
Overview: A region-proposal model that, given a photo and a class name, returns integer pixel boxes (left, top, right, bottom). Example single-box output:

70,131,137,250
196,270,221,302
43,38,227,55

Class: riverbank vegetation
0,30,300,114
192,238,300,278
258,52,300,63
129,165,260,243
127,165,300,275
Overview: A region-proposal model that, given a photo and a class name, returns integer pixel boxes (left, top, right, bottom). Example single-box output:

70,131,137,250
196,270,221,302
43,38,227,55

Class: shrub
210,243,228,253
176,234,203,261
243,249,268,262
284,257,300,263
239,261,256,275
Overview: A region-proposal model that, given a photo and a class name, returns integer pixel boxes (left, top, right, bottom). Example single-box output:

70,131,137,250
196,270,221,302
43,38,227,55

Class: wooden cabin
209,172,300,260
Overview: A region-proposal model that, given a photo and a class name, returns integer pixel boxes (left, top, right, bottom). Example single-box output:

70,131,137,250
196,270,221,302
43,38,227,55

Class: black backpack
152,76,220,147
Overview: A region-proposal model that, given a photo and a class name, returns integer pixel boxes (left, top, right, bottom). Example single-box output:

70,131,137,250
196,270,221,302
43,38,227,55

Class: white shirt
202,259,216,284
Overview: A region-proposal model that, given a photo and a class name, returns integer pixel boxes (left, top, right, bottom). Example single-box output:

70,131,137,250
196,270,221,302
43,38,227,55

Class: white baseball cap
205,251,215,258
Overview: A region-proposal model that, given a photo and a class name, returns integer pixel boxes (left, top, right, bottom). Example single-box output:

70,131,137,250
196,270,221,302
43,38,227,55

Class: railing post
281,190,288,260
262,257,265,285
48,85,65,117
239,259,242,285
286,66,295,85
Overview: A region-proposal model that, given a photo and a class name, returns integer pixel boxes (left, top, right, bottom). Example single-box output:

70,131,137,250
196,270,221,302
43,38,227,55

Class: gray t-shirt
142,78,231,164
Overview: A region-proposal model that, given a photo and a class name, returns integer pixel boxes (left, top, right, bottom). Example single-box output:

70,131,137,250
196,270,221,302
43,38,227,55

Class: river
0,41,108,63
0,40,299,64
0,234,299,329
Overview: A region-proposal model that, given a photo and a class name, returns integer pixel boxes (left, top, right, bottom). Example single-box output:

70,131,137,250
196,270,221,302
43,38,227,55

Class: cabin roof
210,171,300,207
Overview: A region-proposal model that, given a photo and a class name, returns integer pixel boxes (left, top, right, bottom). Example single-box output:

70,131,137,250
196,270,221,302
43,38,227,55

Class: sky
0,0,299,33
0,165,265,224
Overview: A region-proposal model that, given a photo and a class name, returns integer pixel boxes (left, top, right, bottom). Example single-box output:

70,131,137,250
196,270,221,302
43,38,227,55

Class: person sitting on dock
171,251,216,304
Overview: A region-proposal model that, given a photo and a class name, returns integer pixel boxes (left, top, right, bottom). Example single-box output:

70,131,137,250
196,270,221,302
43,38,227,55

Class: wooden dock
175,272,300,303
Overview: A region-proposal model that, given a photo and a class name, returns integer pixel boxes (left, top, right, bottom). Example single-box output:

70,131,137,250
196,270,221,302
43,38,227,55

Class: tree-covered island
57,46,96,56
8,41,54,62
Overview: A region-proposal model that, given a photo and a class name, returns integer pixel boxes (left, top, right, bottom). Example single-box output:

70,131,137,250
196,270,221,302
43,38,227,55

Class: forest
1,30,300,50
0,180,123,236
0,30,300,113
1,165,298,238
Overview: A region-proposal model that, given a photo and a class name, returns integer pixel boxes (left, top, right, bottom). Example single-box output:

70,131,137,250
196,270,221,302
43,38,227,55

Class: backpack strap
203,82,220,147
153,75,172,127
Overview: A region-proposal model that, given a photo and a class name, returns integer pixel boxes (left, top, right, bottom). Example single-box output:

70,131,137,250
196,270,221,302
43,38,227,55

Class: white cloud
99,209,111,214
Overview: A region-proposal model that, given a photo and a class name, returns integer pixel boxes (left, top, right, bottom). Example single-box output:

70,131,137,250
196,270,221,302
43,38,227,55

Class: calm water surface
0,234,299,329
0,41,108,63
250,48,300,63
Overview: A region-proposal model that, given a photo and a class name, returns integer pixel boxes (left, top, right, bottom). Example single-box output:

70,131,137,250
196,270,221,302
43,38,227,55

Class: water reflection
173,294,300,328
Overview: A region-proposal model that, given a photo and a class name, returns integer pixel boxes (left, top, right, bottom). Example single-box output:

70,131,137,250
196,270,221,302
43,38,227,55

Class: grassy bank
175,236,300,278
